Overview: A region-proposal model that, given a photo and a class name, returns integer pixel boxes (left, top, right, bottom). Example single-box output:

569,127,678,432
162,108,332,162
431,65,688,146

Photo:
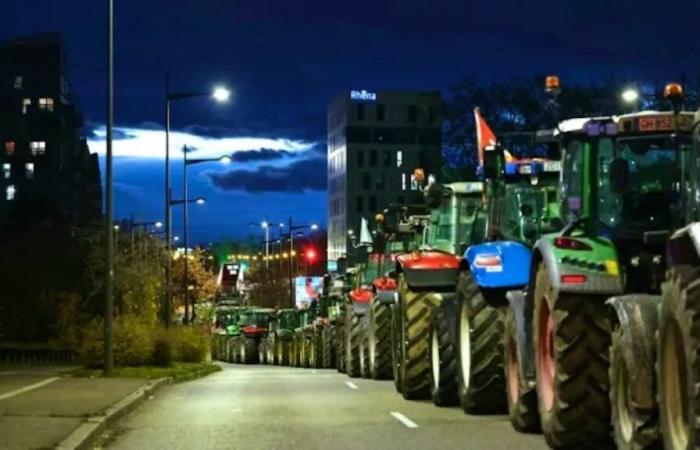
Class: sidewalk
0,364,166,450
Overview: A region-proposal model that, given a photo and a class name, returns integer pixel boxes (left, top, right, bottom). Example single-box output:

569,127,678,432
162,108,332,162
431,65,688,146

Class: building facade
327,90,443,265
0,33,101,230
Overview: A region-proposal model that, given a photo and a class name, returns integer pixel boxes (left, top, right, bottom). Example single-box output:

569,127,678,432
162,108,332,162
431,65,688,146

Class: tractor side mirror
610,158,630,194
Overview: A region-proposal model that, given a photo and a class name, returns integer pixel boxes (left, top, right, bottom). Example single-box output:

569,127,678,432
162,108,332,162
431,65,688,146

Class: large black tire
276,338,290,366
258,341,267,365
310,328,323,369
610,326,660,449
360,327,370,378
241,337,258,365
504,306,540,432
455,271,506,414
268,338,277,365
368,299,392,380
429,305,459,407
533,263,613,449
658,266,700,450
345,305,362,378
337,324,346,373
301,333,311,368
398,274,433,400
322,326,335,368
391,304,402,392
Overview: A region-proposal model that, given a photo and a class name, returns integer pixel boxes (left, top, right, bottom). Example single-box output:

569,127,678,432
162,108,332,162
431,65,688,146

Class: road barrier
0,343,77,364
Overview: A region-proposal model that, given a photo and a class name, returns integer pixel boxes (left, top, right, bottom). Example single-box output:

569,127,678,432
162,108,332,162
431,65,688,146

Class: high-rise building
0,33,101,229
327,90,442,265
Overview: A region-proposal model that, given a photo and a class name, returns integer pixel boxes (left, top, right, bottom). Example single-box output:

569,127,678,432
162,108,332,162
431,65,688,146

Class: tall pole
265,225,269,269
183,145,190,324
104,0,114,377
288,217,293,307
164,75,172,328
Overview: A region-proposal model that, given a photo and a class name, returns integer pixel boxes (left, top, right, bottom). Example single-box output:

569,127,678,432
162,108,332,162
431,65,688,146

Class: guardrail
0,343,77,364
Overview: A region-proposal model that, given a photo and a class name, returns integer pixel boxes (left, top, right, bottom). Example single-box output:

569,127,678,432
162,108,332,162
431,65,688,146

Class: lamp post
105,0,114,377
182,148,230,324
621,87,640,112
130,220,163,255
252,221,284,269
164,80,230,328
169,195,206,323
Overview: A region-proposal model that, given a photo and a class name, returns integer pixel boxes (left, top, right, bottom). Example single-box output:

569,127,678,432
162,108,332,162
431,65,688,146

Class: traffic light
304,248,318,264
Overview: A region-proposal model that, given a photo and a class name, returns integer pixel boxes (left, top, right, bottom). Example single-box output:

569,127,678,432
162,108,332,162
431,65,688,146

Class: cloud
86,124,316,160
208,157,326,193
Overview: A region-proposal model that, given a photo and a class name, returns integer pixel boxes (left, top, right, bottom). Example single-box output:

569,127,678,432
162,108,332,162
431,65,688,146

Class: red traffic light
304,248,317,263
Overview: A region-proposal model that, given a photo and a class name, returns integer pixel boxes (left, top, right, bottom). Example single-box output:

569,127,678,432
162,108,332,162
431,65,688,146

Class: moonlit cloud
87,125,316,159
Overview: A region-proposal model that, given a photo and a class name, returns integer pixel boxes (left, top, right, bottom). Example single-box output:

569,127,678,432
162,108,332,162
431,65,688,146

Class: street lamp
621,87,640,112
164,79,231,328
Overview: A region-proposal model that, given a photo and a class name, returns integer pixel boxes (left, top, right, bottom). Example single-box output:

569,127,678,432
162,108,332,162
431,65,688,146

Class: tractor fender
536,237,624,296
350,300,370,317
667,222,700,268
606,294,661,410
506,289,535,387
465,241,532,289
395,251,460,289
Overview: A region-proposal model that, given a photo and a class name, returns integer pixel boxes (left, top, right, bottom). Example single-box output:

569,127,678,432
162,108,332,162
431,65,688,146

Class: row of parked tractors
215,78,700,449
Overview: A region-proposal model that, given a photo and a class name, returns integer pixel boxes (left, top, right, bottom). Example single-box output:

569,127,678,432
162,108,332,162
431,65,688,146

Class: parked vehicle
261,309,299,366
230,308,275,364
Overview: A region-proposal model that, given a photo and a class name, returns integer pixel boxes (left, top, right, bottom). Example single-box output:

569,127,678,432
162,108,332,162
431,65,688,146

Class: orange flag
474,107,497,166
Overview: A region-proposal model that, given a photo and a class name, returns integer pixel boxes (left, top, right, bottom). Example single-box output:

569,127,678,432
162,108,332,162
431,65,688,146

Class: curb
55,377,171,450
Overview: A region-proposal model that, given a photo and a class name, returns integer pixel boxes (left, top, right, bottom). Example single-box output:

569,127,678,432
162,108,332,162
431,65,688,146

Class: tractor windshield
502,182,561,244
277,311,300,329
430,194,481,254
597,135,691,236
238,311,270,327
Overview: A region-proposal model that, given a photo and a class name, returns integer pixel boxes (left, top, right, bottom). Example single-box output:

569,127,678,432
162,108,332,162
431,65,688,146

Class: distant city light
154,221,163,228
195,197,206,205
621,89,639,103
311,224,319,230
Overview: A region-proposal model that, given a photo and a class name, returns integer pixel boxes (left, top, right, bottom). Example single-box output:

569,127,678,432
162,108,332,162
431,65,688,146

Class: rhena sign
350,90,377,101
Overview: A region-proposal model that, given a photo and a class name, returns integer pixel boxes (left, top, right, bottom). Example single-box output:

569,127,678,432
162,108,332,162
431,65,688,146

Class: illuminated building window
2,163,10,179
6,185,15,201
402,173,407,191
30,141,46,155
25,163,34,179
5,141,15,156
22,98,31,114
396,150,403,167
38,98,54,111
14,76,23,90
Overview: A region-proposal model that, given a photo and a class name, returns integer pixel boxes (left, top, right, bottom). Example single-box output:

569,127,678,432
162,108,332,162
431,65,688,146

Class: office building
327,90,442,265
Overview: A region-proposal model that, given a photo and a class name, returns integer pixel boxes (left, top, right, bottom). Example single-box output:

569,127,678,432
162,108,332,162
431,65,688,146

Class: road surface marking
311,370,318,374
0,377,59,401
346,381,358,390
390,412,419,428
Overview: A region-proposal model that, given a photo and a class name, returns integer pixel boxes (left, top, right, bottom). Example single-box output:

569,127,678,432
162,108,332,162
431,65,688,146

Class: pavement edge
55,377,171,450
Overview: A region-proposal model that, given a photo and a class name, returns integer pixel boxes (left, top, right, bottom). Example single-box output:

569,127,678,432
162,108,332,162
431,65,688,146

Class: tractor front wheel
368,299,392,379
345,305,362,378
504,307,540,432
533,263,613,448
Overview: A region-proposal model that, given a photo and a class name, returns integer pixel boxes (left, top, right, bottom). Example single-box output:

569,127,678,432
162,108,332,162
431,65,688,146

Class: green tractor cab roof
556,111,695,136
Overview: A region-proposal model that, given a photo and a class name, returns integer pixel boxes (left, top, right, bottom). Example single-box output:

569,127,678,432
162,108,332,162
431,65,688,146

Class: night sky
3,0,700,243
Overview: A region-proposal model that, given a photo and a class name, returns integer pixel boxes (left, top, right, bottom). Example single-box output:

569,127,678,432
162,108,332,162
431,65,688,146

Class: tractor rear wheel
658,266,700,450
533,263,613,448
242,337,258,365
504,306,540,432
310,329,323,369
369,299,392,380
391,303,402,393
276,339,290,366
346,305,362,378
322,326,334,368
398,274,432,400
456,271,506,414
337,324,346,373
258,342,266,365
360,327,370,378
429,305,459,407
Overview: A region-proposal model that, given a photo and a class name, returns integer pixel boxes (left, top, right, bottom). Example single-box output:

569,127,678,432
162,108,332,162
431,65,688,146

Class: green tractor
504,86,694,448
230,308,275,364
656,98,700,450
213,305,248,362
307,279,344,369
262,308,299,366
291,307,321,368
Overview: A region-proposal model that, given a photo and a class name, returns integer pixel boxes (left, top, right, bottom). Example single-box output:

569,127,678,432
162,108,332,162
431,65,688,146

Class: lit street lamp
621,87,640,111
164,79,231,328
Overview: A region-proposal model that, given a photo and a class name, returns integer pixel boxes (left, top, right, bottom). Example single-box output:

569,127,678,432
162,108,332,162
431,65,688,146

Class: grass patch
67,362,221,382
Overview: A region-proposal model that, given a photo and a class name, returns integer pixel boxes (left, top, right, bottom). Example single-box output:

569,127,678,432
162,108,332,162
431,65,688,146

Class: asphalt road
102,363,547,450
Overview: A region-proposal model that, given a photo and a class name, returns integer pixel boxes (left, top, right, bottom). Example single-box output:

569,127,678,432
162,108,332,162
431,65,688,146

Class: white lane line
390,412,419,428
345,381,358,390
0,377,59,401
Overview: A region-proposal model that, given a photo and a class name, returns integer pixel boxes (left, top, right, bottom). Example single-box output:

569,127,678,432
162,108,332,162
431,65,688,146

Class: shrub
174,326,209,363
78,314,154,367
151,329,176,367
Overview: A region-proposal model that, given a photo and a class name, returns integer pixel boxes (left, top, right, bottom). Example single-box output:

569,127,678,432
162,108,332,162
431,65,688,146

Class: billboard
295,276,323,309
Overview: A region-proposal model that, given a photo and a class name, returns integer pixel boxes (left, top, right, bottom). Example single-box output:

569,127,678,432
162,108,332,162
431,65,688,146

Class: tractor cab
237,308,275,337
556,110,694,292
424,181,484,255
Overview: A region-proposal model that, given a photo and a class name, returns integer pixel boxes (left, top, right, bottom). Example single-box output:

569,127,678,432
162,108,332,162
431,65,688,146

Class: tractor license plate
544,161,561,172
